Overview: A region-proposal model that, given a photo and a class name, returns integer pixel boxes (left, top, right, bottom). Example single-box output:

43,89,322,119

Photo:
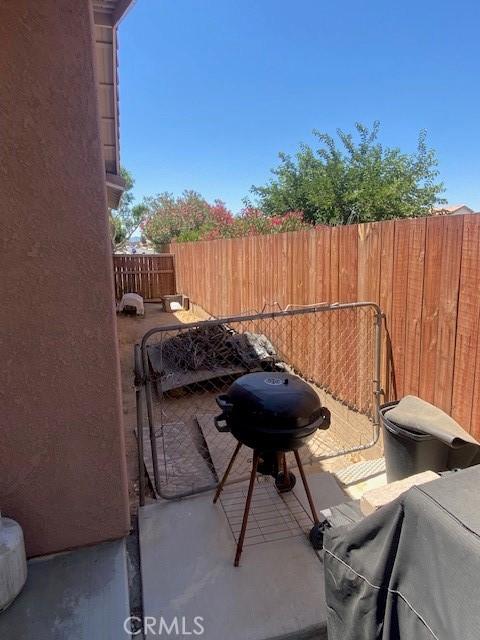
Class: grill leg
274,453,296,493
294,450,320,524
234,450,259,567
282,453,288,478
213,442,242,504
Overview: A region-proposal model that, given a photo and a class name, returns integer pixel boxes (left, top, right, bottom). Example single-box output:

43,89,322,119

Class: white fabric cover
118,293,144,316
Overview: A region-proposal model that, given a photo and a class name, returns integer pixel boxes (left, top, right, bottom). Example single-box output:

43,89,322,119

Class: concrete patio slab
138,474,342,640
0,540,130,640
292,470,346,519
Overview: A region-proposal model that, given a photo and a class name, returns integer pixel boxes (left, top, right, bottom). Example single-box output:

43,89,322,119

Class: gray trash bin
380,398,480,482
380,402,449,481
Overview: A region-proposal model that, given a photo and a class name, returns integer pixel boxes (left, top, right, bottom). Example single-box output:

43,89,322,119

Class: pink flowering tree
141,191,232,247
141,191,310,248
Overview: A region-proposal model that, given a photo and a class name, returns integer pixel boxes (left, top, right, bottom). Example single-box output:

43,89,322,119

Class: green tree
249,122,446,225
109,167,148,250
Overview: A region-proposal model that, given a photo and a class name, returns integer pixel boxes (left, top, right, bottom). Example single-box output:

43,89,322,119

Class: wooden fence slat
305,231,316,304
470,328,480,439
358,223,381,412
310,227,331,389
339,224,358,303
379,221,395,401
358,223,381,303
390,220,411,399
125,255,132,295
452,215,480,431
418,217,444,403
328,227,340,396
403,218,426,397
147,254,153,300
433,216,464,414
120,255,126,299
340,224,359,405
152,254,158,298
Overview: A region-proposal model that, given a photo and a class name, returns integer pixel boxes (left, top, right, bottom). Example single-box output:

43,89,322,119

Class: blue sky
119,0,480,213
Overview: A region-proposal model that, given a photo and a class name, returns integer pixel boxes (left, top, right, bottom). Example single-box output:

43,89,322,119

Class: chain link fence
136,302,382,500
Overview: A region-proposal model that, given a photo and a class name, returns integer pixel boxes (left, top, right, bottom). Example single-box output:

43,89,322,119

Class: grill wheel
274,470,297,493
309,520,332,550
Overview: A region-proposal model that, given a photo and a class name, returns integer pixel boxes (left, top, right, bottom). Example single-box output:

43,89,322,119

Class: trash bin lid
385,396,479,448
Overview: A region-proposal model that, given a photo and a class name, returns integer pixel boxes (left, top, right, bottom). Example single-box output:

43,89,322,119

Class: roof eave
93,0,135,27
106,172,126,209
112,0,135,25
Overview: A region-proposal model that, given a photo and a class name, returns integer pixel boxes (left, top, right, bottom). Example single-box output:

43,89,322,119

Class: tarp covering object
324,466,480,640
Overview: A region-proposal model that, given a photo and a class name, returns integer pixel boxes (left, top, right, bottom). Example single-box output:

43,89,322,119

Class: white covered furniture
117,293,144,316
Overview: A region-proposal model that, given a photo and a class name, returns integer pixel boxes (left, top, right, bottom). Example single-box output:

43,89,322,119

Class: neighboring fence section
171,214,480,438
113,254,176,301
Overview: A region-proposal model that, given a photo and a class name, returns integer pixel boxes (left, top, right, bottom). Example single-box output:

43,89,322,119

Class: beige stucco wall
0,0,130,556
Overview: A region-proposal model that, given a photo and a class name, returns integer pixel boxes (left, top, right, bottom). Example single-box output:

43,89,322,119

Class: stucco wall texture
0,0,130,556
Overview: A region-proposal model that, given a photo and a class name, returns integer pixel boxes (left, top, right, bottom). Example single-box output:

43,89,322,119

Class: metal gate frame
135,302,383,503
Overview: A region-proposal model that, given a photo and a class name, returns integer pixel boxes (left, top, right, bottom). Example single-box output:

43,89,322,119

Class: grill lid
217,372,325,430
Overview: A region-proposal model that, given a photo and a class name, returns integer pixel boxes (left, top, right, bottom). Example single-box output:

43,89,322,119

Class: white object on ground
117,293,144,316
0,515,27,612
360,470,439,516
162,294,185,312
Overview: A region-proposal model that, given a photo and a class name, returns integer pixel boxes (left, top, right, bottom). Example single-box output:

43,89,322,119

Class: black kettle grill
213,372,332,566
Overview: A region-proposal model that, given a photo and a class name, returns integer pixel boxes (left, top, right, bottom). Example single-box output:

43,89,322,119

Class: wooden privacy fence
113,254,176,301
171,214,480,438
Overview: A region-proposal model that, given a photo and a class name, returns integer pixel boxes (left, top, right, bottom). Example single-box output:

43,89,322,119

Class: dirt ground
116,302,199,511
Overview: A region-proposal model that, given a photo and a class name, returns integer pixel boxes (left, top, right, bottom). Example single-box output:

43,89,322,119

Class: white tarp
118,293,144,316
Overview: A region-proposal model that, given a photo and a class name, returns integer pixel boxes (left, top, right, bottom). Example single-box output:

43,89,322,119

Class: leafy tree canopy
249,122,446,225
110,167,148,249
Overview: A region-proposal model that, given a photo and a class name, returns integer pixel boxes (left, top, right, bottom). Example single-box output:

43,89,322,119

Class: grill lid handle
215,396,234,432
216,395,234,412
214,413,231,433
319,407,331,428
